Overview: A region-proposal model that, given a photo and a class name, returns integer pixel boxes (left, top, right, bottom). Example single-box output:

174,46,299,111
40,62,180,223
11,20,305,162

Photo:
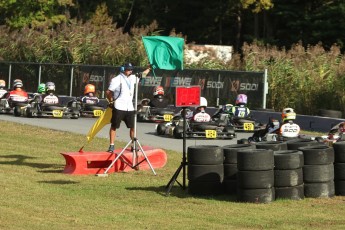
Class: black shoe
107,145,115,153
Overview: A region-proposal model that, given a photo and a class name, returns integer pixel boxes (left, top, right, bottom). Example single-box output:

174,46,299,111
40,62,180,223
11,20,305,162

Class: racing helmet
45,82,55,93
153,86,164,96
37,83,46,94
197,97,208,110
13,79,23,89
282,108,296,122
236,94,247,105
84,84,96,95
0,79,5,88
224,104,233,113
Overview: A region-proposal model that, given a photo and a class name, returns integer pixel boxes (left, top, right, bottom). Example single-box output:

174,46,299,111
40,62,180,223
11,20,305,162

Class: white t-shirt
108,73,140,111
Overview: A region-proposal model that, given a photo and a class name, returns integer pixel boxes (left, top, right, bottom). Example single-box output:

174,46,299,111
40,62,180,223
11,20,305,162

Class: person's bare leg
108,126,116,152
110,126,116,144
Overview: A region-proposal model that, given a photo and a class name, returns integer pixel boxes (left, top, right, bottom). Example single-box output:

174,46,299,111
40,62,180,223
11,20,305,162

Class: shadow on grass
126,185,237,201
37,169,64,174
38,180,79,185
0,154,61,169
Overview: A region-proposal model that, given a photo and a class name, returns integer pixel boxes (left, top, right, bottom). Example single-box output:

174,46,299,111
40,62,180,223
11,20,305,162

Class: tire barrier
333,142,345,195
299,145,335,198
274,150,304,200
236,149,275,203
255,141,288,151
286,139,321,150
222,144,256,195
187,145,224,196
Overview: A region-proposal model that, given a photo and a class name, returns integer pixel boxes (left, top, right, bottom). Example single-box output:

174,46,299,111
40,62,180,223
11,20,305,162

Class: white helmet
282,108,296,122
198,97,208,110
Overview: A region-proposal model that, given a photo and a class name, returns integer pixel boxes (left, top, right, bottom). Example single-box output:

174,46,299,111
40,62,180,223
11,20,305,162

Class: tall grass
1,120,345,229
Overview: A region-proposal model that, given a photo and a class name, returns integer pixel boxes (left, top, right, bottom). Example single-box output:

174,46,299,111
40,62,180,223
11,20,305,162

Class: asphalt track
0,114,252,152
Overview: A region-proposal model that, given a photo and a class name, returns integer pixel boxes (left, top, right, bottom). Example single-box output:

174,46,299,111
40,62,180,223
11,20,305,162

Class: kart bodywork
155,113,236,139
23,95,80,119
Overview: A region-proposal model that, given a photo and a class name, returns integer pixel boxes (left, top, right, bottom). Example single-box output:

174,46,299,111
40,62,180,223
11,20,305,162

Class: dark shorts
111,108,135,129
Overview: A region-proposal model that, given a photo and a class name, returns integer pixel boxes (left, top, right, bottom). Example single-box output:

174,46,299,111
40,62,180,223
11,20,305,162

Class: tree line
1,0,345,116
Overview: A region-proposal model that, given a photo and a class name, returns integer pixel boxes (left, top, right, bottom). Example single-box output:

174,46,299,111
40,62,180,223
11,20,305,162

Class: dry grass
1,120,345,229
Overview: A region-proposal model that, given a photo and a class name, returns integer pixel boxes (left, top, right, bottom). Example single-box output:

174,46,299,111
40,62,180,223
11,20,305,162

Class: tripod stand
165,107,188,194
97,74,156,176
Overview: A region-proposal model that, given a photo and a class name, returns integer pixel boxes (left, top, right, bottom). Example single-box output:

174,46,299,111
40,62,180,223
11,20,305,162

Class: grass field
1,120,345,229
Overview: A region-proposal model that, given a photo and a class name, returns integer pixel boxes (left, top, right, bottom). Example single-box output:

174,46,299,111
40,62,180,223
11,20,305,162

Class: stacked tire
299,145,335,198
187,145,224,196
333,142,345,195
274,150,304,200
256,141,288,151
237,149,275,203
286,139,321,150
222,144,256,195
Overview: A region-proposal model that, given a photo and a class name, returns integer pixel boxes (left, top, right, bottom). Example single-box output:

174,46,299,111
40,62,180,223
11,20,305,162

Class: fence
0,61,268,108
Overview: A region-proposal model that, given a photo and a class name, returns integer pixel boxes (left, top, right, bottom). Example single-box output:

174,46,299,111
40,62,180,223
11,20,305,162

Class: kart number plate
93,110,103,117
52,110,63,117
243,123,254,131
163,114,173,121
205,130,217,138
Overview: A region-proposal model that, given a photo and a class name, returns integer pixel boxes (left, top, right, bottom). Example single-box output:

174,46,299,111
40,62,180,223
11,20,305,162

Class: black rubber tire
188,180,224,196
26,107,34,118
237,170,274,189
13,106,21,117
298,145,334,165
222,144,256,164
274,168,303,187
237,187,275,203
333,142,345,163
237,138,249,144
275,184,304,200
335,180,345,195
303,164,334,183
334,163,345,180
255,141,288,151
286,139,321,150
274,150,304,170
304,181,335,198
223,163,238,180
318,109,342,118
187,164,224,182
187,145,223,165
237,149,274,171
223,179,237,195
156,123,166,135
173,126,183,139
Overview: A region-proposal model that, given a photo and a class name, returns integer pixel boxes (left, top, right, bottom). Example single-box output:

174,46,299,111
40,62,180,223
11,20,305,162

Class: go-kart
137,98,175,123
155,111,236,139
23,95,80,119
68,99,105,118
313,121,345,145
0,93,32,116
248,118,301,143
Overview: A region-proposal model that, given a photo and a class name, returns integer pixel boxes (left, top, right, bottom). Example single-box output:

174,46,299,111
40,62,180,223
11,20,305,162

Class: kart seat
150,108,174,115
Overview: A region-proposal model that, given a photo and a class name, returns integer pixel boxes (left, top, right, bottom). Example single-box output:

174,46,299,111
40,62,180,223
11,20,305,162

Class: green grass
1,120,345,229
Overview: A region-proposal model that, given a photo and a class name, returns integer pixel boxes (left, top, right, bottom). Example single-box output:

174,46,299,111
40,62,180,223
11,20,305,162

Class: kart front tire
14,106,21,117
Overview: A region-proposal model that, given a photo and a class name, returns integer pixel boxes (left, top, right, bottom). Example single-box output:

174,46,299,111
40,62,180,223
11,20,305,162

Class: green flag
142,36,184,70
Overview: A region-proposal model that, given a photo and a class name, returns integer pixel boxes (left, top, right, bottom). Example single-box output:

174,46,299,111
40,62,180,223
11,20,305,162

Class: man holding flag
106,63,151,153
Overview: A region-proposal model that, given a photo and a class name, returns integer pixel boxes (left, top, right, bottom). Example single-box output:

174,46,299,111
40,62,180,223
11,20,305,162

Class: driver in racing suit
279,108,300,139
80,84,99,105
0,79,8,99
192,97,211,122
6,79,29,107
42,82,59,104
149,86,169,108
231,94,250,118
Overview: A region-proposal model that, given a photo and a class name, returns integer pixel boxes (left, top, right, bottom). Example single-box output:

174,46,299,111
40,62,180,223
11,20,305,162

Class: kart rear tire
173,126,184,139
14,106,21,117
156,123,166,135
